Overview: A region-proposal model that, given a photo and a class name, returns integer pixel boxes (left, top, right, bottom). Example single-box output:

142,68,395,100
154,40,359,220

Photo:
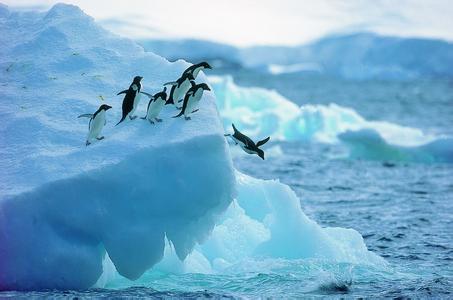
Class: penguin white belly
174,80,191,102
241,146,256,154
147,99,165,119
87,111,105,141
193,67,202,78
130,92,142,116
184,90,203,117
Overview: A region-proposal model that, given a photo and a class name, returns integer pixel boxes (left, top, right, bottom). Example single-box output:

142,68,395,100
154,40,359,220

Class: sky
3,0,453,47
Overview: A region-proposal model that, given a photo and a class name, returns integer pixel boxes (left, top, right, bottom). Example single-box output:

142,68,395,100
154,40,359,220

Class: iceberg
0,4,385,291
0,4,234,290
210,76,453,163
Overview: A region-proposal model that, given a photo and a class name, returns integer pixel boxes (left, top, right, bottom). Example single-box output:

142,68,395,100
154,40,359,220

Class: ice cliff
0,4,385,291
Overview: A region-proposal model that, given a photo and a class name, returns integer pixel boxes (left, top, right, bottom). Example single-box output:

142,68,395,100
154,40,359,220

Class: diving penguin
116,75,143,125
225,124,270,160
182,61,212,79
78,104,112,146
164,72,195,108
140,87,168,124
173,82,211,120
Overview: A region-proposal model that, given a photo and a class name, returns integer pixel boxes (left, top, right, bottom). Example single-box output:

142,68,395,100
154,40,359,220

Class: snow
210,76,453,163
1,3,386,291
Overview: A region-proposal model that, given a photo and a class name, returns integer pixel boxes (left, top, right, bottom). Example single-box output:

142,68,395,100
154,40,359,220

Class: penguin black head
199,62,212,69
198,83,211,91
100,104,112,111
133,76,143,83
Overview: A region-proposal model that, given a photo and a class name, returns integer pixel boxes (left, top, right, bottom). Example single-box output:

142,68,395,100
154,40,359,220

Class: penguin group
78,61,270,159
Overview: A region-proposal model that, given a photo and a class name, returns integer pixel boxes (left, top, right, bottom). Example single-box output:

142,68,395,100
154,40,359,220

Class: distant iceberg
267,62,322,75
139,33,453,80
210,76,453,163
0,4,385,291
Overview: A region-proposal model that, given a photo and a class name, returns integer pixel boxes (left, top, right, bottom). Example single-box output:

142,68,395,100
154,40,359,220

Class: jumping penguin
182,61,212,79
140,87,168,124
116,75,143,125
225,124,270,160
78,104,112,146
164,72,195,108
173,82,211,120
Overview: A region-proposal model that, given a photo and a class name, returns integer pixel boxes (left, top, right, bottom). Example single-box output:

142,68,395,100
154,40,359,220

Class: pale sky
3,0,453,47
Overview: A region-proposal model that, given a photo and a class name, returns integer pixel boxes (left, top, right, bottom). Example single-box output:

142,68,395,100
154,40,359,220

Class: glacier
210,76,453,163
1,4,386,291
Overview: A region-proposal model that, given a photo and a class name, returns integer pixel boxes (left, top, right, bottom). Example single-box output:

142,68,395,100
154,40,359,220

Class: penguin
173,82,211,120
164,72,195,108
78,104,112,146
182,61,212,79
140,87,167,124
116,75,143,125
225,124,270,160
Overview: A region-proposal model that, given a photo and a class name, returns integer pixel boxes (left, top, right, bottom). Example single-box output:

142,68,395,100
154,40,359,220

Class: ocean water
2,71,452,299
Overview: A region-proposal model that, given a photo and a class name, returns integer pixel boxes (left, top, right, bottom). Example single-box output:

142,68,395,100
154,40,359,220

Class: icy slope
0,4,234,290
210,76,453,163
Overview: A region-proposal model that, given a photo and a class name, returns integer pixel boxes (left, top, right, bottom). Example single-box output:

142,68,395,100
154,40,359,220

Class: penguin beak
205,86,211,91
206,64,212,69
106,105,112,110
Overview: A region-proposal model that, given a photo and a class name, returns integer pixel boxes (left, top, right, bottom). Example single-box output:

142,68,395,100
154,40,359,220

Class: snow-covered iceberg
0,4,235,290
210,76,453,163
0,4,385,291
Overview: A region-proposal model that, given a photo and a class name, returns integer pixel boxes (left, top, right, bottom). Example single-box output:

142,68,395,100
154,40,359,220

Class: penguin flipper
256,136,270,147
77,113,93,118
140,91,153,98
117,90,128,96
164,81,178,86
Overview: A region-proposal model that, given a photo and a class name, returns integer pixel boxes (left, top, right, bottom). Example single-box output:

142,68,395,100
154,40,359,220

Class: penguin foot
140,117,147,120
191,109,199,113
96,136,105,140
129,115,137,120
156,118,163,122
176,106,182,110
85,141,91,146
185,116,191,121
148,119,155,125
